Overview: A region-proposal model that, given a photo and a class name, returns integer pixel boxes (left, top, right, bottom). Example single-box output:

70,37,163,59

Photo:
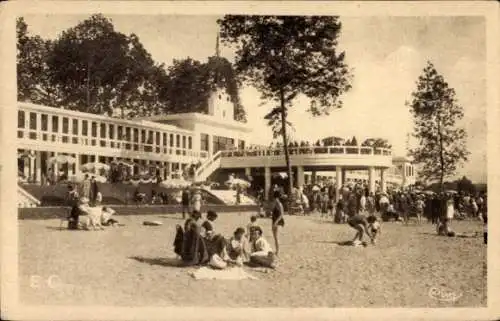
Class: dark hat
207,210,218,220
251,225,263,235
234,227,245,235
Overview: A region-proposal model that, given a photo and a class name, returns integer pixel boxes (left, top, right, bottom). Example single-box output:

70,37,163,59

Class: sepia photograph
1,1,498,320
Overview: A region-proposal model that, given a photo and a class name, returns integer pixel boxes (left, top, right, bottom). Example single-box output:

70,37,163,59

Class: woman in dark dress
178,211,209,266
66,185,80,230
271,191,285,257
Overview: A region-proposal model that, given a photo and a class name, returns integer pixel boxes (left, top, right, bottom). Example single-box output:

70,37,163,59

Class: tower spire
215,32,220,57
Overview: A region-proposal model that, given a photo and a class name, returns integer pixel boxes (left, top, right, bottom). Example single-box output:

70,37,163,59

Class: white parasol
160,178,192,189
225,178,251,189
47,154,76,165
81,162,110,172
311,185,321,192
68,173,107,183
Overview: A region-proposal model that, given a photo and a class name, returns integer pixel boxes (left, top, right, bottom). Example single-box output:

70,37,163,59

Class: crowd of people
282,181,488,245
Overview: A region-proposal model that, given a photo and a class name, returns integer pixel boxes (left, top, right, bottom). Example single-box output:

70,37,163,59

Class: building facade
17,88,415,194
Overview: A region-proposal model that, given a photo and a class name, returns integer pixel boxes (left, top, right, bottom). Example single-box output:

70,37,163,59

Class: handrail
218,146,392,157
195,150,222,178
17,129,209,159
18,186,41,205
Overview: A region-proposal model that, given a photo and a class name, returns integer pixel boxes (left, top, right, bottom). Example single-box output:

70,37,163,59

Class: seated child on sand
227,227,250,266
249,226,276,269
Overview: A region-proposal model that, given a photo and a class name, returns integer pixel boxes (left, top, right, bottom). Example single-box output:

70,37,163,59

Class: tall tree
408,61,469,191
218,16,352,197
46,14,160,116
17,17,60,105
161,57,212,114
161,56,247,121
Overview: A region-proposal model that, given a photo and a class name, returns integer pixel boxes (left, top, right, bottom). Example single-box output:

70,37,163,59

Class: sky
22,14,487,182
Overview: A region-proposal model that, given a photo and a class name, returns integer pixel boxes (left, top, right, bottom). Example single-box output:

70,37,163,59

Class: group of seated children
174,212,277,269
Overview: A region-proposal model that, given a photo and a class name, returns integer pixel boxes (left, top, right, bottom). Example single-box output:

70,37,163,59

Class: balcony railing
17,129,209,159
220,146,392,158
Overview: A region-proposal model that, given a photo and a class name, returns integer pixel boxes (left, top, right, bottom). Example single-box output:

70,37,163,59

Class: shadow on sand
316,240,369,247
129,256,186,268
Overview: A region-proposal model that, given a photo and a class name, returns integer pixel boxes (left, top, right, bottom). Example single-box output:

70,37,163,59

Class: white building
17,87,415,199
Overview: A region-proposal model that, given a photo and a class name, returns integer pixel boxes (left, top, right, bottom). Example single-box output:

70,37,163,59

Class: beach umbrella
160,178,191,189
111,160,134,168
445,190,458,194
69,173,107,183
422,190,435,195
81,162,110,172
311,185,321,192
48,154,76,165
272,172,288,179
225,178,251,189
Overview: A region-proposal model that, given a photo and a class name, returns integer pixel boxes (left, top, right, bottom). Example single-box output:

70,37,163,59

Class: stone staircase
205,189,257,206
18,185,41,208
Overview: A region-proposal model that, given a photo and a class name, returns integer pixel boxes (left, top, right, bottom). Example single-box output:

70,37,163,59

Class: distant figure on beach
346,213,373,247
191,189,202,213
82,174,91,198
271,191,285,256
181,188,190,219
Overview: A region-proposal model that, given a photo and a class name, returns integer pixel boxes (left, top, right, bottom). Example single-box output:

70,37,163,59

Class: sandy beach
19,212,486,307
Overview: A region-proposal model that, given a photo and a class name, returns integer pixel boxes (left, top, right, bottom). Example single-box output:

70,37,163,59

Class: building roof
139,113,253,133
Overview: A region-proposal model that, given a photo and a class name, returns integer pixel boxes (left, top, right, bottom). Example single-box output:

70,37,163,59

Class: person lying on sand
101,207,119,226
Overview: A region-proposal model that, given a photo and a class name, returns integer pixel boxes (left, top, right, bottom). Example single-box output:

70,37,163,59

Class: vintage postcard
1,1,498,320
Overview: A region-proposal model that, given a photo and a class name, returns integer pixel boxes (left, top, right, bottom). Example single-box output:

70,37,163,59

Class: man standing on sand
82,174,91,199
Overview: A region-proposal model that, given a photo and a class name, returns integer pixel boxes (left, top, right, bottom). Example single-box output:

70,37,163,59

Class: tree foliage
46,14,162,116
408,61,469,190
218,15,352,196
17,17,59,104
159,56,247,121
361,137,392,149
17,15,247,121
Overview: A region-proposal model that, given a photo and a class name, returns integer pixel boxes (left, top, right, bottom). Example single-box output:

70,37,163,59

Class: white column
68,117,73,140
53,152,58,180
35,151,41,184
47,116,53,141
380,169,387,193
264,167,271,201
297,166,305,189
74,154,80,175
245,167,251,178
208,135,213,156
311,171,317,185
138,129,142,152
23,155,29,179
336,166,342,202
29,153,35,181
368,166,375,195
